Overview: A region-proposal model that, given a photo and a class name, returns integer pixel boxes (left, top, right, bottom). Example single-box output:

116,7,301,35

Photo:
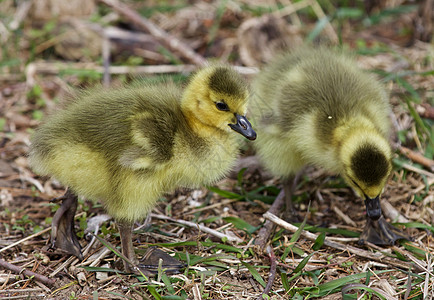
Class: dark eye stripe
216,102,229,111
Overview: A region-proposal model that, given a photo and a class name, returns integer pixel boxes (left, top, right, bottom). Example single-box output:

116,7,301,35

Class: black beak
364,195,382,220
228,114,256,140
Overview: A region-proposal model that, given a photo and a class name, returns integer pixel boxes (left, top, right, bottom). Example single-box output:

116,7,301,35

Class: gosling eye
215,101,229,111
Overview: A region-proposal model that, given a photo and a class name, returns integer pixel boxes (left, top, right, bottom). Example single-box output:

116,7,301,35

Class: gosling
29,65,256,273
250,47,409,245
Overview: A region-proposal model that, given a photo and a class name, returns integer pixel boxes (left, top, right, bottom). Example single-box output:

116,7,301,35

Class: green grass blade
396,77,421,101
207,186,243,200
241,261,266,288
401,241,429,259
302,225,360,237
404,96,434,149
306,17,330,42
223,216,260,234
147,285,162,300
161,273,175,294
293,253,315,274
342,283,388,300
312,232,325,251
281,272,290,292
237,168,247,187
394,222,434,233
152,241,243,253
91,233,134,266
302,270,389,296
282,208,309,261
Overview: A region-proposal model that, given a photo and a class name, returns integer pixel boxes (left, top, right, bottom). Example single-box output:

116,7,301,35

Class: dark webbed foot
117,220,184,276
50,190,83,259
359,216,412,245
137,247,185,276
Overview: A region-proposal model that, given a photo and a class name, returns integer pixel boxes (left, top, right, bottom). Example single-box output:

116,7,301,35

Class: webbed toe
359,216,411,245
136,247,185,276
50,191,83,259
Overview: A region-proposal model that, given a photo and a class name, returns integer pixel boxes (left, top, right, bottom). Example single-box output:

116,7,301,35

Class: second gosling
29,65,256,273
250,47,409,245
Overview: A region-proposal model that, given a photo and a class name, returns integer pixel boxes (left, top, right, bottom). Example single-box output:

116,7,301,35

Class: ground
0,1,433,299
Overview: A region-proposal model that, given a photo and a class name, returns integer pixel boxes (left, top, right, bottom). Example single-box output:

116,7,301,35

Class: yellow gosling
29,65,256,273
250,47,409,245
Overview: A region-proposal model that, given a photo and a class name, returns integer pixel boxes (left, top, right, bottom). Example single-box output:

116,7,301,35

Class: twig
399,146,434,172
325,237,360,242
98,0,206,66
89,248,112,267
422,254,432,299
333,206,357,227
25,61,257,80
307,0,339,43
25,61,197,81
410,177,434,194
254,190,285,249
150,213,243,243
0,258,55,286
256,246,277,300
272,0,337,43
185,199,239,215
9,0,32,31
392,246,430,275
34,280,51,293
263,211,423,272
381,199,409,223
404,271,412,300
49,256,78,278
274,0,311,18
20,176,45,193
0,289,43,294
0,20,9,44
308,255,356,272
102,36,111,87
418,104,434,120
401,162,434,178
192,283,202,300
0,227,51,254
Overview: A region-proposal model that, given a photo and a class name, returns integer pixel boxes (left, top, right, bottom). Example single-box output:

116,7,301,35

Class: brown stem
98,0,206,66
254,190,285,249
399,146,434,172
256,246,278,300
419,104,434,119
0,258,56,286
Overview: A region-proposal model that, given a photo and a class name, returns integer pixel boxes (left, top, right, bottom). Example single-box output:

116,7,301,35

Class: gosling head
340,133,392,220
182,66,256,140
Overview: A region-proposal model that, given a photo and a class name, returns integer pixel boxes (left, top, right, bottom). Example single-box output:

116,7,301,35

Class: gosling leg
50,190,83,259
283,172,302,222
117,220,138,273
117,220,185,276
283,177,297,217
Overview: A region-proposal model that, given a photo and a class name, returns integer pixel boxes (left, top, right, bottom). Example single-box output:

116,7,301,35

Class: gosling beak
364,195,382,220
229,114,257,140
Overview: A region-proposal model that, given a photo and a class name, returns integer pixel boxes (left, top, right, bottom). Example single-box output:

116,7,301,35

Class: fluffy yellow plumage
250,47,408,245
29,65,256,273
